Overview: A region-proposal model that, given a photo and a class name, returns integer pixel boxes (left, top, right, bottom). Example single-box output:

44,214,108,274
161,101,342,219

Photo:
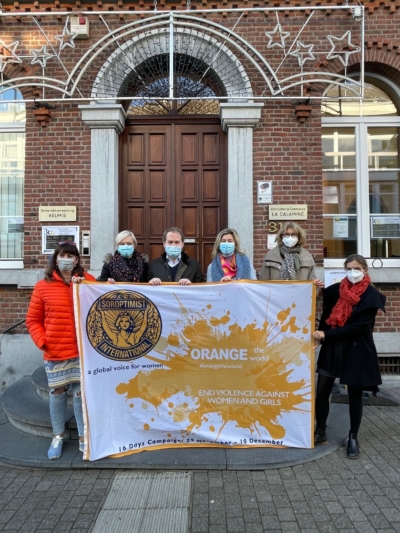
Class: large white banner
74,281,315,461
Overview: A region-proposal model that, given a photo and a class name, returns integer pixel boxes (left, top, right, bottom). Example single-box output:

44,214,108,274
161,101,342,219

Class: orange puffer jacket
26,271,96,361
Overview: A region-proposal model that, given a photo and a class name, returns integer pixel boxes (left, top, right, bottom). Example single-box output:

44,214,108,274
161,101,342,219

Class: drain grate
379,356,400,375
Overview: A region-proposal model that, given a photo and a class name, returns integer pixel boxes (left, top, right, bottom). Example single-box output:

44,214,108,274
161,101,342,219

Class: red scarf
326,275,371,328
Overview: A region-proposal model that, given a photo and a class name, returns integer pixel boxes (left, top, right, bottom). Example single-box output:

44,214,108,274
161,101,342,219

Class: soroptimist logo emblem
86,290,162,361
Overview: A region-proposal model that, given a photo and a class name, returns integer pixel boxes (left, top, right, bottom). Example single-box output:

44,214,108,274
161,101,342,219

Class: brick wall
0,288,31,334
2,0,400,336
252,103,324,271
23,104,91,270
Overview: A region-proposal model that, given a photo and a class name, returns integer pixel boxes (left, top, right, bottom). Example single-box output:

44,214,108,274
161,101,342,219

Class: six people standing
25,225,387,461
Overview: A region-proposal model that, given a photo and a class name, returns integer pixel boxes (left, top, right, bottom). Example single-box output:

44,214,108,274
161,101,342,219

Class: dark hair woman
26,242,96,460
313,254,386,459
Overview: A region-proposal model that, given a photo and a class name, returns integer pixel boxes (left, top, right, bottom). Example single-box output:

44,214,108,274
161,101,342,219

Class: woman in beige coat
259,222,324,288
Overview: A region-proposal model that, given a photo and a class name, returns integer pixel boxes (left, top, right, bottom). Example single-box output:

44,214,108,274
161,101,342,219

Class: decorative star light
55,18,77,52
31,45,54,68
0,40,22,73
327,31,361,67
290,41,315,67
265,24,290,49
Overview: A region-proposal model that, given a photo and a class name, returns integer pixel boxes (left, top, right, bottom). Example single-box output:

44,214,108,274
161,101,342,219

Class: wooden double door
120,118,227,274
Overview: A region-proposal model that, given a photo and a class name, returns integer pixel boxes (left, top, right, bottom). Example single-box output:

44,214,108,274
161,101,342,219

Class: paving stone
245,523,263,533
210,510,227,525
192,504,208,518
73,513,96,528
286,489,305,501
242,508,261,522
281,522,301,532
255,490,273,503
295,514,317,529
194,482,209,494
257,502,277,516
191,516,209,532
261,514,281,529
354,523,377,533
345,507,368,522
241,496,259,509
209,526,227,533
277,508,296,521
382,508,400,522
209,478,224,487
194,472,208,483
224,482,240,494
365,513,392,529
325,502,345,514
226,517,246,533
86,489,106,502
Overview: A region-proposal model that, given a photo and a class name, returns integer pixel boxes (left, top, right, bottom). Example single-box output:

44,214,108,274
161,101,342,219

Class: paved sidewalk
1,387,400,532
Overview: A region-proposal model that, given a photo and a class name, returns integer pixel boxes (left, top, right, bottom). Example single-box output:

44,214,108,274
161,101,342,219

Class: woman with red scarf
313,254,386,459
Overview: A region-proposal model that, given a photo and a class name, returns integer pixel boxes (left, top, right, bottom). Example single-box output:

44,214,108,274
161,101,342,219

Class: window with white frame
322,76,400,266
0,88,25,264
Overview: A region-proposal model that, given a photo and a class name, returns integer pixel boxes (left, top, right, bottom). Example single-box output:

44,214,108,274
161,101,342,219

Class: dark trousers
315,374,363,434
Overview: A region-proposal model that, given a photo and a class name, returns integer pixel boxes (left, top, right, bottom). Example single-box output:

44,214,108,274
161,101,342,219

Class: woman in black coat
98,230,148,283
313,254,386,459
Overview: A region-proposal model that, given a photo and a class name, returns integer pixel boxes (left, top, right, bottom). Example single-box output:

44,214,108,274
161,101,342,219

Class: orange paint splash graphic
116,294,312,443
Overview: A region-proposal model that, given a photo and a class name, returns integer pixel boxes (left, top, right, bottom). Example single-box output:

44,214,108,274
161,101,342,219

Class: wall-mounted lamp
352,6,363,21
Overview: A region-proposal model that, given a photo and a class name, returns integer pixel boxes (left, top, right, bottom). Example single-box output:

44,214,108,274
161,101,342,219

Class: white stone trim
80,104,126,271
220,103,263,262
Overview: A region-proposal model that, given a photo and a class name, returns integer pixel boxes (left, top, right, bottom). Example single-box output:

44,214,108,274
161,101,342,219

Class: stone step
32,365,73,406
32,365,50,401
2,376,78,439
0,398,349,470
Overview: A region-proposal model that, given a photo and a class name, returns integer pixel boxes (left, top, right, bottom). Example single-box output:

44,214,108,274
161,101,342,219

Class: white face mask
346,269,365,284
282,236,298,248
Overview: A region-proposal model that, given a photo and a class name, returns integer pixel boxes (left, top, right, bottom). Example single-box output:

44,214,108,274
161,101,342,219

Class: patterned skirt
44,357,81,389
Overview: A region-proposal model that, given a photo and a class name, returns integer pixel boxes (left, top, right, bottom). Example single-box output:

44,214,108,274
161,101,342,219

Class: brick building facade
1,1,400,373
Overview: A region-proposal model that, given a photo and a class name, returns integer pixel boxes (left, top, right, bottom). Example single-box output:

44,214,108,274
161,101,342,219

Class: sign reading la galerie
74,282,316,461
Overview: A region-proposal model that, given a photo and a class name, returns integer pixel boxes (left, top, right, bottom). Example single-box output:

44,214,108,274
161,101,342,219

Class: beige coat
259,245,316,281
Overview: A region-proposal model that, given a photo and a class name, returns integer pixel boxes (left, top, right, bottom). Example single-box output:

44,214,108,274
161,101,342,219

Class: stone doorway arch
80,29,263,273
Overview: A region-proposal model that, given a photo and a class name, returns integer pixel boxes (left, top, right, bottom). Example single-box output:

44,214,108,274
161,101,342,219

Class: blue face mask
118,245,134,258
165,246,182,259
220,242,235,256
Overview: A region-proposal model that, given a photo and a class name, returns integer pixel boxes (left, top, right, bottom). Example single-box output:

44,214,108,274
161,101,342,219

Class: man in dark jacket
147,227,203,285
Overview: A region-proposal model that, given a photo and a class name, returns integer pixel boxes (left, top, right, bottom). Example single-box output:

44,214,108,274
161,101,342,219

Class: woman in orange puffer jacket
26,242,95,460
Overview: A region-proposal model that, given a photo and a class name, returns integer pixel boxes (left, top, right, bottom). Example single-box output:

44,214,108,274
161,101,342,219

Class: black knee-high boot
314,375,335,445
346,385,363,458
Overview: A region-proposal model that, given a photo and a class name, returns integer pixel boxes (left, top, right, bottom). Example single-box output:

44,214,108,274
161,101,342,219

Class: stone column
220,103,263,261
79,104,126,273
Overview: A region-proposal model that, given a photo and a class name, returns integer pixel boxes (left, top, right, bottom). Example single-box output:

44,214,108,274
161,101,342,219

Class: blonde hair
115,230,137,247
211,228,244,259
276,222,306,247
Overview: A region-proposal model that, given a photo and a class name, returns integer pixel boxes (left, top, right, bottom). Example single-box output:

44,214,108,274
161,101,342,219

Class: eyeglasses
282,233,299,238
58,241,76,246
